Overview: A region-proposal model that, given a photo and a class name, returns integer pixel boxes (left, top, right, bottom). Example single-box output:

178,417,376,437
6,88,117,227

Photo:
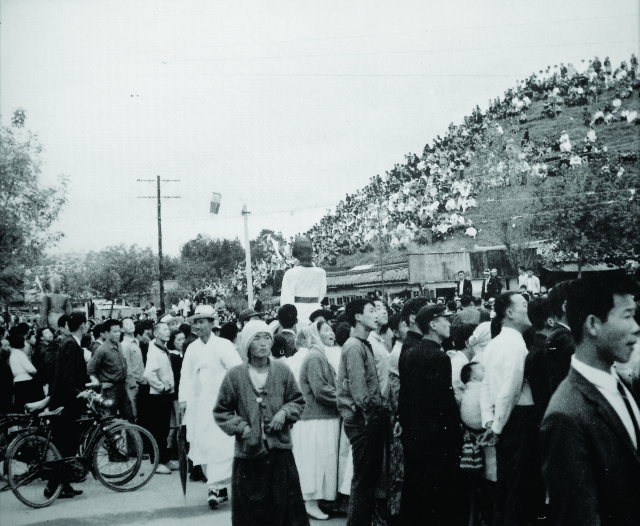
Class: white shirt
10,349,37,383
525,275,540,294
518,274,528,288
572,356,640,448
480,327,534,434
368,331,390,399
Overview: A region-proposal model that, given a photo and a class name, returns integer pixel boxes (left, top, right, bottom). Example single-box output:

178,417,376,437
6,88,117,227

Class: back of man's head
278,304,298,329
334,322,352,346
345,298,374,328
460,295,472,308
57,314,70,330
566,275,639,344
67,312,87,333
400,297,430,325
527,297,552,332
548,280,573,322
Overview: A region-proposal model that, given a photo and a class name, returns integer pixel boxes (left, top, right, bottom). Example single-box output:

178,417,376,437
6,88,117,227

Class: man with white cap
178,305,243,509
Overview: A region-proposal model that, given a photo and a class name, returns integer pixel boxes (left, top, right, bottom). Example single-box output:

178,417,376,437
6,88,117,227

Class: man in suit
482,268,503,300
540,275,640,526
48,312,89,498
456,270,473,298
399,304,466,526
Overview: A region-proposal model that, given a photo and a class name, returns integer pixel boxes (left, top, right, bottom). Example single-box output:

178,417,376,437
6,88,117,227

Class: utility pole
138,176,180,314
242,204,254,308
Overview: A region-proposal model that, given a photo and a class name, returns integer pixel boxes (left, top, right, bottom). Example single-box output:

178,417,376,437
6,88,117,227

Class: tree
177,235,245,291
467,121,542,274
84,245,158,315
0,110,67,301
532,150,640,272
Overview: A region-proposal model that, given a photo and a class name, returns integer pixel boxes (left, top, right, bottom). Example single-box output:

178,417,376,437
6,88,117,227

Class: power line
159,39,636,64
45,14,636,59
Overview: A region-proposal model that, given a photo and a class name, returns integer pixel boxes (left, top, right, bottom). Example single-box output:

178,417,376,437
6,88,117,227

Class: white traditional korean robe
280,265,327,325
178,334,243,482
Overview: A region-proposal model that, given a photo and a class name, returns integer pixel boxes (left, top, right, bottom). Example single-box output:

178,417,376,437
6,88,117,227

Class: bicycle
4,390,159,508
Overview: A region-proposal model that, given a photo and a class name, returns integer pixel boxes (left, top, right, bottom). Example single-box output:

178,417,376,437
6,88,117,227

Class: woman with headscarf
291,320,340,520
214,320,308,526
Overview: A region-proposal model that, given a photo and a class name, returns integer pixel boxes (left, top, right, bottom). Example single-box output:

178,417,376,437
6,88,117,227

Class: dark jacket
544,324,575,393
524,331,553,424
540,367,640,526
457,279,473,298
214,359,304,459
482,276,503,299
337,336,384,422
50,335,87,414
398,338,462,449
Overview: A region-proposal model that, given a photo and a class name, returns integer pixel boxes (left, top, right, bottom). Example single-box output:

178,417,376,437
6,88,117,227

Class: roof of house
326,262,409,288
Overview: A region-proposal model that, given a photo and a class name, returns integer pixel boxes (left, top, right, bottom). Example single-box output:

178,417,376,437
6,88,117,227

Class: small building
325,262,415,306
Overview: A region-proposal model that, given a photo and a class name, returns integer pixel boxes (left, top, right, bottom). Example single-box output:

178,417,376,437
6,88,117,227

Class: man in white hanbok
179,305,243,509
280,237,327,325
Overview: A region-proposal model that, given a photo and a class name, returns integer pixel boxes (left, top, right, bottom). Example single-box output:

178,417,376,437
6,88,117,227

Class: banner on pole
210,192,222,214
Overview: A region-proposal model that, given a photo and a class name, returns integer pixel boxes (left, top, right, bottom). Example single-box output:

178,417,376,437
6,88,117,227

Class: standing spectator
121,318,146,420
87,319,133,422
48,312,88,498
32,327,55,390
280,236,327,326
293,320,340,520
179,305,243,509
147,302,157,322
0,337,14,414
219,322,239,345
143,322,175,475
39,275,72,330
398,304,466,526
480,292,541,526
337,298,385,526
277,304,299,358
524,268,540,295
524,298,556,425
456,270,473,298
91,323,105,354
482,268,503,300
399,297,431,357
166,329,185,462
517,266,527,289
9,333,44,410
135,320,153,364
180,322,198,350
451,295,480,326
544,281,576,393
214,320,308,526
540,275,640,525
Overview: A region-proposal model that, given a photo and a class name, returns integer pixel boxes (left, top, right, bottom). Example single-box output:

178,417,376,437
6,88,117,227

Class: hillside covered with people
305,54,640,267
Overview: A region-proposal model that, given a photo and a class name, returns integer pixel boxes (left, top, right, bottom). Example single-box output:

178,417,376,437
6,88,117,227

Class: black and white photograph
1,1,639,525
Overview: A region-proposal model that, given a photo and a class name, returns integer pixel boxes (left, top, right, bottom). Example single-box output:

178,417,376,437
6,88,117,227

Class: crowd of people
305,54,640,266
2,262,640,526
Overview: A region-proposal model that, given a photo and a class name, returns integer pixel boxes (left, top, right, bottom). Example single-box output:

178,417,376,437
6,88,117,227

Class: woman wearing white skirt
292,320,340,521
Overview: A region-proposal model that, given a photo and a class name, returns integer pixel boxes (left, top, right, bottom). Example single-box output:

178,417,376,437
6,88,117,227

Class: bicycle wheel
6,434,62,508
92,423,158,492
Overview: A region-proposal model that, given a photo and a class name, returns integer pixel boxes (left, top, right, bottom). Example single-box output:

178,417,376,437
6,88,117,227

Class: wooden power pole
138,176,180,313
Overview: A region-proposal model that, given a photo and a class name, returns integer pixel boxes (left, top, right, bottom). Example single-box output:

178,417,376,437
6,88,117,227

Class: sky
1,0,638,256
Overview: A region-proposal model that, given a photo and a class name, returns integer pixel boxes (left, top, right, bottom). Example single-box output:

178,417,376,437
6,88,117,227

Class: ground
0,471,347,526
